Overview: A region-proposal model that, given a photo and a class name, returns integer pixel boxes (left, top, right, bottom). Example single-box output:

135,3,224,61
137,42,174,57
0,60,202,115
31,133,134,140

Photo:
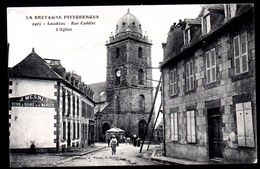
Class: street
58,143,163,166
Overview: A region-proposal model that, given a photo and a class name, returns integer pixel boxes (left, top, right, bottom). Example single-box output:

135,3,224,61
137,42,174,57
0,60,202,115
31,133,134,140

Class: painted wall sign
9,94,57,108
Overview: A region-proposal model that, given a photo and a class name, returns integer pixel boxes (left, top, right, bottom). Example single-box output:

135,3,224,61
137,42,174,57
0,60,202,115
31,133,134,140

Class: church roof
88,82,107,103
9,48,61,80
115,9,142,37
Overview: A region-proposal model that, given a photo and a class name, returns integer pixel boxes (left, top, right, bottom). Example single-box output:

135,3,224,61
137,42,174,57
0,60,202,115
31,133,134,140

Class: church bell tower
105,9,153,139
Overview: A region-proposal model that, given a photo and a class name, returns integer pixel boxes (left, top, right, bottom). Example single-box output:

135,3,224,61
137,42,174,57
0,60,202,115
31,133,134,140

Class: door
208,108,222,159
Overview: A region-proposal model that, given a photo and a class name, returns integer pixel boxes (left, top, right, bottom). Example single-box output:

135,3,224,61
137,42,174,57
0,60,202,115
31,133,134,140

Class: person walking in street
110,135,118,155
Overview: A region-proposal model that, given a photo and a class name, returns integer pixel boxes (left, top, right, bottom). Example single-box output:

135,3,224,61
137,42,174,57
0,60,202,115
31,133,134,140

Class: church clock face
116,69,121,77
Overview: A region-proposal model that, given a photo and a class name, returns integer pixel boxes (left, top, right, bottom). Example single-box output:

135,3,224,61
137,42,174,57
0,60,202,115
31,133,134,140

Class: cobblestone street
58,143,163,166
10,143,164,167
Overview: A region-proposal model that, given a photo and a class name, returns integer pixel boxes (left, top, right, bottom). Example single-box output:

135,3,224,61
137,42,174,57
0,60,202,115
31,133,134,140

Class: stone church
89,9,154,142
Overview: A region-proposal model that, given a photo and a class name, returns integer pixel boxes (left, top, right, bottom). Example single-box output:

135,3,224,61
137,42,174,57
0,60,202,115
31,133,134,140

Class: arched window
138,47,142,58
138,69,144,85
116,47,120,59
139,95,145,111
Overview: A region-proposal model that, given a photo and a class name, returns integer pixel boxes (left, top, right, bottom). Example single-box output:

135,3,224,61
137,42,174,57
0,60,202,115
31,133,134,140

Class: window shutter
241,33,247,55
187,111,191,142
174,112,178,141
236,103,246,146
243,102,254,147
191,110,196,143
170,113,174,140
206,52,210,68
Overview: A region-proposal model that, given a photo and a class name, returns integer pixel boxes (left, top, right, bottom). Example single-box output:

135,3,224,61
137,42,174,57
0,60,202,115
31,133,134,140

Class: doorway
138,119,147,140
67,122,71,147
208,108,222,159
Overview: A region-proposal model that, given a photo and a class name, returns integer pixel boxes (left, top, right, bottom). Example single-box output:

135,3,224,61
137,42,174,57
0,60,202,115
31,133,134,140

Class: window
233,32,248,75
169,68,178,95
73,122,76,139
77,97,79,116
206,48,217,83
77,122,80,139
67,92,71,115
116,48,120,59
170,112,178,141
81,101,87,117
62,90,66,116
138,47,142,58
63,121,66,140
184,28,191,45
186,110,196,143
202,14,211,34
224,4,231,19
72,95,75,116
186,60,194,91
235,102,255,147
138,69,144,85
9,81,12,86
139,95,145,111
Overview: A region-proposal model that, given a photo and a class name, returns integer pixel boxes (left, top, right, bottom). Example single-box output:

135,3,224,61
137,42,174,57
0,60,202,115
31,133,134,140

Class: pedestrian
110,135,118,155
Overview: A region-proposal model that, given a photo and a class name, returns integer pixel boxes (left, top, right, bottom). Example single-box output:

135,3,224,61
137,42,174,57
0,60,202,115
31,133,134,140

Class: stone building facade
160,4,256,163
9,49,95,152
90,9,154,142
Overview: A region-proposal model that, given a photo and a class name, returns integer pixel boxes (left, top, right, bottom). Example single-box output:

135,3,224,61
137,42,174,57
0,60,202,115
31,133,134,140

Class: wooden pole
147,103,162,151
139,75,161,153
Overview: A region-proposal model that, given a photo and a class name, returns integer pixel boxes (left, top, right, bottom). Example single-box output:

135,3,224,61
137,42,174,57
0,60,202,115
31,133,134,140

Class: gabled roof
9,49,61,80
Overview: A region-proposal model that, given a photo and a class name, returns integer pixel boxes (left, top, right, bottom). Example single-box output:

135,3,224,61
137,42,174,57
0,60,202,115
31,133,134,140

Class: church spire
32,47,35,53
127,8,130,14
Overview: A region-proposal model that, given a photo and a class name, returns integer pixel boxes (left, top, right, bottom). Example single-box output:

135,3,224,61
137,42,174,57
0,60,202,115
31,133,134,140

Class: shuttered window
233,32,248,75
169,68,178,95
187,110,196,143
186,60,194,91
170,112,178,141
235,102,255,147
206,48,216,83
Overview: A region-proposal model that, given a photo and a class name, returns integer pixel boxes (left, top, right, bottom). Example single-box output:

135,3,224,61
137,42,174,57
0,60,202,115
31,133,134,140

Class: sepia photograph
7,2,256,167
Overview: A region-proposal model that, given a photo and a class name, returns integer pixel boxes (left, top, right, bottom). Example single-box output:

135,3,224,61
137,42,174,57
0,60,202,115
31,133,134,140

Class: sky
7,5,202,126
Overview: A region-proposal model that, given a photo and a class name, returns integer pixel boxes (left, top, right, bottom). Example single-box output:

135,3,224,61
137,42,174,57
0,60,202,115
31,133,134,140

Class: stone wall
162,21,256,163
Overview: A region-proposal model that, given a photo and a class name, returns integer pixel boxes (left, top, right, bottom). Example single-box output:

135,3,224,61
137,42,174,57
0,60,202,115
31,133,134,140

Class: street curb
150,149,209,165
53,146,107,166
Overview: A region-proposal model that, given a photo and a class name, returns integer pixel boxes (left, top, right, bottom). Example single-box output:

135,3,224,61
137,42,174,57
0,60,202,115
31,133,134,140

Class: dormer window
184,28,191,45
224,4,237,20
202,14,211,34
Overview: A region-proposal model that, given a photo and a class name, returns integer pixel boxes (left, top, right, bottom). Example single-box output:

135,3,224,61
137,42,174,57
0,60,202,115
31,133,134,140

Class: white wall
10,107,56,149
9,78,57,149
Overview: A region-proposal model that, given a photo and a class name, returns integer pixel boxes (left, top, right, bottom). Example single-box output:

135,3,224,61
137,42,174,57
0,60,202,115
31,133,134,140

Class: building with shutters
9,49,95,152
89,9,154,142
160,4,256,163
